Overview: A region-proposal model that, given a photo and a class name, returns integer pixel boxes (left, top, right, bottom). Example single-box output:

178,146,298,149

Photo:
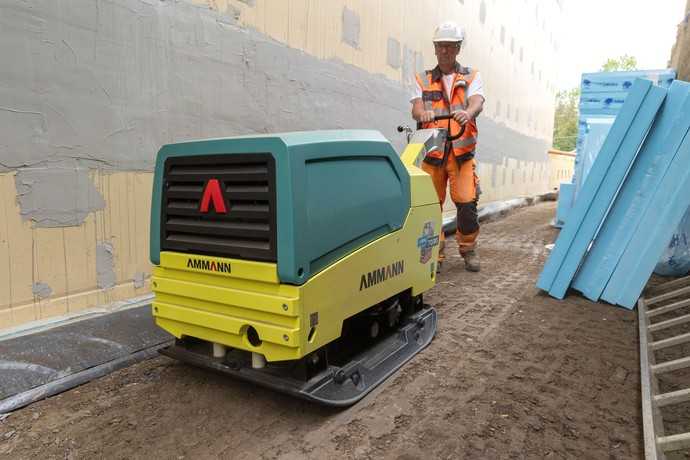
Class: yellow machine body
152,144,440,363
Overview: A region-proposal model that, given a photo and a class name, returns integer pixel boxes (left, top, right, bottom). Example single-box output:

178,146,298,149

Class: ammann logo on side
359,260,404,291
187,258,232,274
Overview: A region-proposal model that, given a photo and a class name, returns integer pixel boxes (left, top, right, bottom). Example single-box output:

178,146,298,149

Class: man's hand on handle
420,110,435,123
452,110,471,125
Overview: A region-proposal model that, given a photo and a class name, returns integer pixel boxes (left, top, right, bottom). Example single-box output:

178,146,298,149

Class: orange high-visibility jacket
415,63,479,165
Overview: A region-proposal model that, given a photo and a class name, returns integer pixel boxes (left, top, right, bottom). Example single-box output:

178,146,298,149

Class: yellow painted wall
0,157,555,331
547,149,576,191
0,171,153,330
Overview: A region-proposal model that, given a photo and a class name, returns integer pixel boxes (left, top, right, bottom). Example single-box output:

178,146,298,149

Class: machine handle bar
433,114,466,141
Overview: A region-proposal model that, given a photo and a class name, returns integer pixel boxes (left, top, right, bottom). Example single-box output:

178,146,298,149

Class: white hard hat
433,21,465,43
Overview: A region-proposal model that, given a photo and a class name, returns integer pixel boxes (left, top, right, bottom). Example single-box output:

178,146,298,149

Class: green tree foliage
601,54,638,72
552,88,580,151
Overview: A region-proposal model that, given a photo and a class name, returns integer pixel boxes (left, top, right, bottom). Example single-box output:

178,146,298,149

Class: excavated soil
0,202,645,459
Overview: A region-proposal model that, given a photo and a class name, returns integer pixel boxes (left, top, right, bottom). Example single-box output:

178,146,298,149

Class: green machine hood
150,130,411,285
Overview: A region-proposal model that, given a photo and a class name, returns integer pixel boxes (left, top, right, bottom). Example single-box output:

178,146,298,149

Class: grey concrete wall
0,0,549,226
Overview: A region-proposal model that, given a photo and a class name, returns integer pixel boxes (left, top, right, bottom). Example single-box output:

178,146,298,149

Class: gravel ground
0,202,645,459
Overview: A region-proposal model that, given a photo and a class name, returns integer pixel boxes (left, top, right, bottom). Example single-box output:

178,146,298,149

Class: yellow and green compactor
149,129,443,406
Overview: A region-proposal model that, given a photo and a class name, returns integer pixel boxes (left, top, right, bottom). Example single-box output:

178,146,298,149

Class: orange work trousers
422,157,479,259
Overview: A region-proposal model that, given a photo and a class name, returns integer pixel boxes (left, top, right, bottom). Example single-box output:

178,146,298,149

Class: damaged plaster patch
387,38,401,69
133,272,146,289
415,51,425,74
15,164,105,228
96,242,116,290
32,282,53,299
342,7,360,48
402,45,417,88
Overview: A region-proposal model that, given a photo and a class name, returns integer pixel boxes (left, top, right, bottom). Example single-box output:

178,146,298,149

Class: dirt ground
0,202,645,459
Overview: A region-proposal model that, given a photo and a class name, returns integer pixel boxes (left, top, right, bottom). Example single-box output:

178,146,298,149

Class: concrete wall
670,0,690,80
0,0,564,329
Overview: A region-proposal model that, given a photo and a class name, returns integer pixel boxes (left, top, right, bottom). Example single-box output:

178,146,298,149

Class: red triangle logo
199,179,227,214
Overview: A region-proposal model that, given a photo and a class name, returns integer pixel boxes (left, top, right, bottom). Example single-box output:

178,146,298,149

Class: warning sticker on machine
417,221,440,264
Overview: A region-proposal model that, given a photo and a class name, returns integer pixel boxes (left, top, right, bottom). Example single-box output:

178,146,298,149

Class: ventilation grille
161,154,277,262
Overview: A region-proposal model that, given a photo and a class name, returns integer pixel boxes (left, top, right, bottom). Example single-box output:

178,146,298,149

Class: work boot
437,240,445,273
462,250,480,272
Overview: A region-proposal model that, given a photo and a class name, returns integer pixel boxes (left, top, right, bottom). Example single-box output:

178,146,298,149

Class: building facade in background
0,0,564,329
670,0,690,80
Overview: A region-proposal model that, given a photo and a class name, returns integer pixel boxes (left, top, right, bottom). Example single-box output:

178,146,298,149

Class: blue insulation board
655,207,690,277
554,182,574,228
572,118,614,203
536,79,666,298
574,69,676,168
568,70,674,221
580,69,675,94
602,130,690,308
579,92,630,114
572,81,690,303
547,83,666,299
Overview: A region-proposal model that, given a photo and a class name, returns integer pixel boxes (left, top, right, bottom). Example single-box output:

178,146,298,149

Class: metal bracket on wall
639,275,690,459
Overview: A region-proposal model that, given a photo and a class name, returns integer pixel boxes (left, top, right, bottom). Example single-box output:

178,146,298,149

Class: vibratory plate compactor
149,129,445,406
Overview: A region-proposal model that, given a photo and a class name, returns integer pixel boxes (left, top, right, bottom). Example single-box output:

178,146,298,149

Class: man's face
434,41,461,67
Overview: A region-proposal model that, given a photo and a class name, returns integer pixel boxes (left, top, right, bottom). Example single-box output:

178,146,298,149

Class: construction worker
410,21,485,272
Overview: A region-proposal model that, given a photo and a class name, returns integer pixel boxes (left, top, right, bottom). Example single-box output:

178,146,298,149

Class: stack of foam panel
554,69,675,229
538,79,690,309
572,118,614,203
553,182,574,228
574,70,676,196
575,69,676,158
